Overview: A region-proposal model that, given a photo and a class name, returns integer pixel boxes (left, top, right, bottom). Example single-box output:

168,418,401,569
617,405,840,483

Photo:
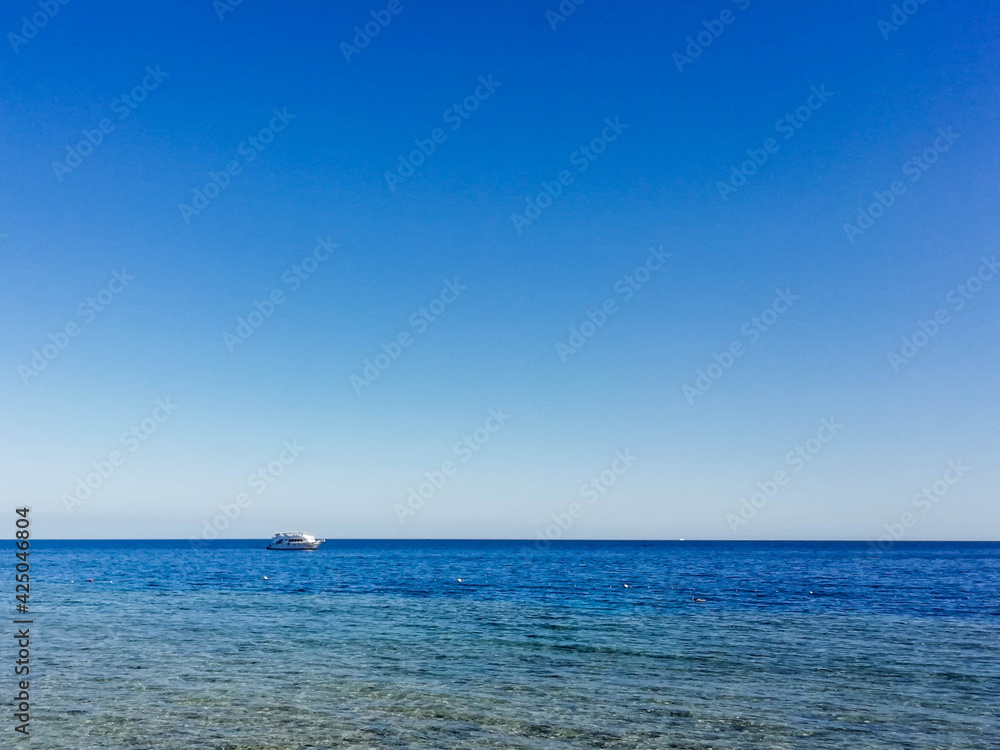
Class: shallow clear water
10,540,1000,748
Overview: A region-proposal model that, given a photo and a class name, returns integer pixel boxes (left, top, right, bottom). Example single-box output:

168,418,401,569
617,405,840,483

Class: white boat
266,532,324,551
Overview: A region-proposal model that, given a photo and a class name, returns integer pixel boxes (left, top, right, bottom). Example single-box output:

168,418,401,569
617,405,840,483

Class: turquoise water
12,541,1000,748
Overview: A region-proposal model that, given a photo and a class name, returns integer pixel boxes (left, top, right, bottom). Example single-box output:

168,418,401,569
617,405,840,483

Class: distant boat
266,532,324,551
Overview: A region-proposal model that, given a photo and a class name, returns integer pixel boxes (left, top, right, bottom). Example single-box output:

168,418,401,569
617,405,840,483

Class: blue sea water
8,540,1000,749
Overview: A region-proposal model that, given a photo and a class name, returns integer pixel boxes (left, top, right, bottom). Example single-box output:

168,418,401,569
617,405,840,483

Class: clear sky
1,0,998,540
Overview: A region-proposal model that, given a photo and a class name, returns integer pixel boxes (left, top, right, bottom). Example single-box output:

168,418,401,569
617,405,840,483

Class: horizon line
10,538,1000,543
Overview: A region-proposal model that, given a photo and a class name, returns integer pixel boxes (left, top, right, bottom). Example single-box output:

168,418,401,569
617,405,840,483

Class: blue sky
1,0,998,540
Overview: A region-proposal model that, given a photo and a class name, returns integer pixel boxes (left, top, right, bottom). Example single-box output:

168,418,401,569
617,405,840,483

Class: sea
9,540,1000,749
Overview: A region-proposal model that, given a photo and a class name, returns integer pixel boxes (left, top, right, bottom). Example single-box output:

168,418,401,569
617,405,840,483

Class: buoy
263,576,269,580
456,578,463,583
623,584,630,588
